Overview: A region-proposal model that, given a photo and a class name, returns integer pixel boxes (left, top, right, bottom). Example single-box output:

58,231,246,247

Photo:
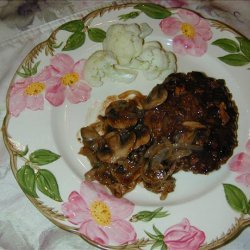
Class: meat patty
80,72,238,200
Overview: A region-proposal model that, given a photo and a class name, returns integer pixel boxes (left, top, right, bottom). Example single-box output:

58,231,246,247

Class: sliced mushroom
146,141,185,170
80,125,103,151
142,84,168,110
81,126,101,143
144,138,172,159
79,147,101,168
133,124,151,149
174,122,205,151
142,138,185,199
97,131,136,163
174,131,203,152
118,90,146,109
105,100,140,129
144,138,192,178
96,144,112,163
143,140,174,182
150,147,171,168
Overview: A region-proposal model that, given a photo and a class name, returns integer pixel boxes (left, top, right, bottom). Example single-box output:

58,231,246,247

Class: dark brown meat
160,72,238,174
80,72,238,200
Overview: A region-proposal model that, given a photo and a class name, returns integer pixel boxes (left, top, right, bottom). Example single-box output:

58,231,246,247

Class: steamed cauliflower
103,23,152,66
84,22,177,87
84,50,137,87
129,41,177,81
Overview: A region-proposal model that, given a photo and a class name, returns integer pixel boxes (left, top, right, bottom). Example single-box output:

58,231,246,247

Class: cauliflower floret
84,23,176,87
129,41,177,81
84,50,137,87
103,23,151,66
139,23,153,38
143,41,162,49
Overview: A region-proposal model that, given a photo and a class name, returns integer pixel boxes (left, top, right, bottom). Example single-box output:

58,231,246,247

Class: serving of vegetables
84,23,177,86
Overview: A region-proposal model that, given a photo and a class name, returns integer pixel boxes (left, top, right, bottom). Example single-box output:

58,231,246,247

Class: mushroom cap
97,131,136,164
142,84,168,110
80,126,101,143
105,100,141,129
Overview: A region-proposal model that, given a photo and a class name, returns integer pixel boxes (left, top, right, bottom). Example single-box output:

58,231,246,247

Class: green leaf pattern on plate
17,61,41,78
62,31,86,51
87,28,106,43
145,225,167,250
223,184,250,214
212,39,240,53
36,169,62,202
17,165,38,198
134,3,171,19
16,148,62,202
218,53,249,66
118,11,140,21
236,37,250,59
59,20,84,32
29,149,60,165
212,37,250,66
130,207,169,222
58,20,86,51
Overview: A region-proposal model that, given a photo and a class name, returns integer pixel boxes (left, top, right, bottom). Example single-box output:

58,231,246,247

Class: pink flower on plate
45,53,91,106
160,9,212,56
164,218,205,250
62,181,136,246
9,66,52,117
229,139,250,187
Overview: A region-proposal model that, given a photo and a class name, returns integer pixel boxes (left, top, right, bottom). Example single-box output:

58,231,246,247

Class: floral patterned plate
2,3,250,250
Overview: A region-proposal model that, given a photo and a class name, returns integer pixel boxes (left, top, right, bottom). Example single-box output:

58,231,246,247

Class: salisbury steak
80,72,238,200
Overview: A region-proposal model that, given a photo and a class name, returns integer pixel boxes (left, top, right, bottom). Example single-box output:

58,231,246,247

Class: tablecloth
0,1,250,249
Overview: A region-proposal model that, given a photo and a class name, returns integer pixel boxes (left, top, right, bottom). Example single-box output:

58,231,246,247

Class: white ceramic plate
2,3,250,249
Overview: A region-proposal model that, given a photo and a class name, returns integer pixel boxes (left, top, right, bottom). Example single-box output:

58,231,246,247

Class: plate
2,3,250,249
